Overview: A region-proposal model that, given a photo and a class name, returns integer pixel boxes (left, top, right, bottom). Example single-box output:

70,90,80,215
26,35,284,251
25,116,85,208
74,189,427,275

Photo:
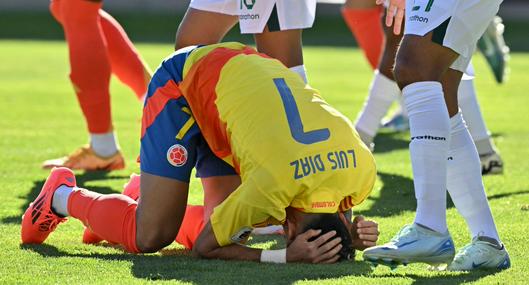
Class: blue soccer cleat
363,224,455,268
447,237,511,271
381,110,409,133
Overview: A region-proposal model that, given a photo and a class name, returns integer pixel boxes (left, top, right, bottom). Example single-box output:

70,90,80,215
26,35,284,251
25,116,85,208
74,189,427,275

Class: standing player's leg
241,1,317,84
341,0,384,69
457,68,504,174
477,16,510,84
384,15,510,135
176,1,314,84
398,34,458,234
174,6,238,50
341,0,409,135
440,60,508,273
364,0,508,270
435,69,509,271
253,28,307,82
363,32,461,268
347,0,504,172
384,59,505,174
48,3,151,105
354,10,401,150
445,111,510,271
45,0,124,171
99,10,152,101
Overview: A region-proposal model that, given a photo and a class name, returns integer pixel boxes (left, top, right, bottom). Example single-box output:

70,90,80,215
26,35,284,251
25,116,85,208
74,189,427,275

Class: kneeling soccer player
22,42,378,263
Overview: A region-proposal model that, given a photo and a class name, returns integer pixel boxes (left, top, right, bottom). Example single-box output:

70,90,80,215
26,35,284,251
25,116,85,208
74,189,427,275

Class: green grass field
0,39,528,284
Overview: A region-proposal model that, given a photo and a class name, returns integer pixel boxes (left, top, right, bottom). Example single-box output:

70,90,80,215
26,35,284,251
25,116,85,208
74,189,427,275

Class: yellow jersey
155,42,376,246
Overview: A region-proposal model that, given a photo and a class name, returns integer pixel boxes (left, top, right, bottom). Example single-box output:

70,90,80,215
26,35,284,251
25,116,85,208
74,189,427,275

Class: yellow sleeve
209,177,286,246
183,42,248,77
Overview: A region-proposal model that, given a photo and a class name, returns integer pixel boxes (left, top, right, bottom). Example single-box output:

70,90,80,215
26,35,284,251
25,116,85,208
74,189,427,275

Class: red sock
68,189,140,253
70,186,204,251
49,0,62,23
60,0,112,134
50,0,150,101
99,10,151,99
342,6,384,70
175,205,205,249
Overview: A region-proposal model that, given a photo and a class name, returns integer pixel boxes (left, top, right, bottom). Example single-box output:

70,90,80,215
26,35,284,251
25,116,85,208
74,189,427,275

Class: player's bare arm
193,222,343,263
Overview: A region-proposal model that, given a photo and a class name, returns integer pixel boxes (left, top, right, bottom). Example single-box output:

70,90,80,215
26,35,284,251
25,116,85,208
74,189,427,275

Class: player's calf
82,173,141,244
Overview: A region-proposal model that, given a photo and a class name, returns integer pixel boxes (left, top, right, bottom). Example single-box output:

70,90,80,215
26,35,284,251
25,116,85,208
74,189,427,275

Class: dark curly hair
302,213,355,261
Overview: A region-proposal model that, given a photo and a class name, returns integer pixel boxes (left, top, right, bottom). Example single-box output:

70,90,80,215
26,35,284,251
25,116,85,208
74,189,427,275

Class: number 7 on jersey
273,78,330,145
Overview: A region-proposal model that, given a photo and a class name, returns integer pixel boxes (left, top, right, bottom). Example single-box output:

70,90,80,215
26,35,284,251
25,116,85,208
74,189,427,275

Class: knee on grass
136,230,177,253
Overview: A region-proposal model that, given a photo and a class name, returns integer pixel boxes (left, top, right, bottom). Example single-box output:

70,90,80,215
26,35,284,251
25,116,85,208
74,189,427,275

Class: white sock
398,94,409,118
52,185,74,217
90,131,119,157
474,138,495,156
355,71,401,139
447,113,500,241
403,82,450,233
289,65,308,84
458,78,495,155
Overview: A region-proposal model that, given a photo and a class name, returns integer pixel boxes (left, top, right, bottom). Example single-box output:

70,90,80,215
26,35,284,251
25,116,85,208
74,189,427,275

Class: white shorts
404,0,502,72
190,0,317,34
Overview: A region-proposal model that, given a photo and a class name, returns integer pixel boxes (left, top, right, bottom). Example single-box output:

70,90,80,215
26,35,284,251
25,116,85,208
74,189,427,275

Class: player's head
284,208,355,261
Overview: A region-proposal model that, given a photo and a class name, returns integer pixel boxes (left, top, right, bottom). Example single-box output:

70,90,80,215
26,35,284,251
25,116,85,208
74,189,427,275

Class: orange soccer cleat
82,173,140,244
21,167,76,244
42,145,125,171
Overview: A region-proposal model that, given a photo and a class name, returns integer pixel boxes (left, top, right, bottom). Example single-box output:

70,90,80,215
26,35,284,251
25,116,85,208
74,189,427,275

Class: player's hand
286,229,343,263
351,215,379,250
376,0,405,35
